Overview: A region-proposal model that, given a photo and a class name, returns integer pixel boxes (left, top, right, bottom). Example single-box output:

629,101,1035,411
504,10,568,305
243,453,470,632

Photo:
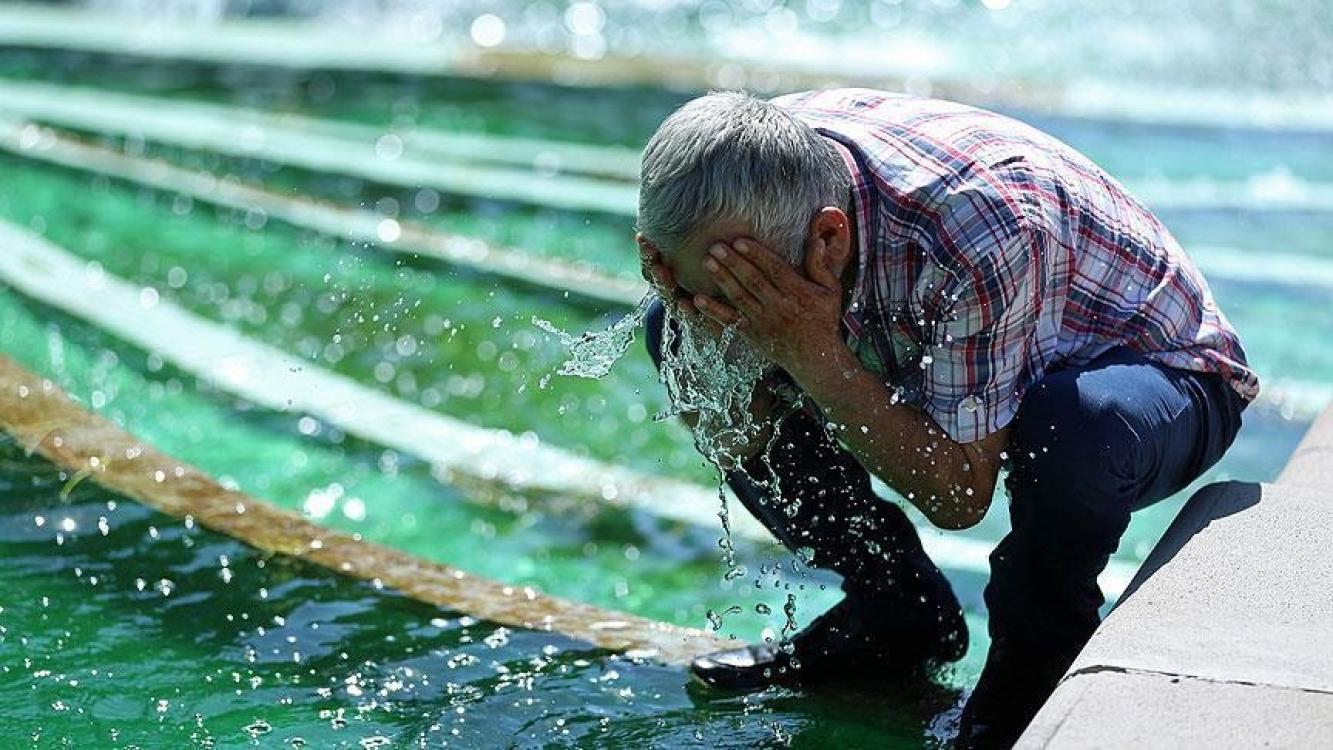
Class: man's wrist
787,342,864,403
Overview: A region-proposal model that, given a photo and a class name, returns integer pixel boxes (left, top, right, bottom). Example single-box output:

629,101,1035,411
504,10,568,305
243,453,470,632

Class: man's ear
807,207,853,281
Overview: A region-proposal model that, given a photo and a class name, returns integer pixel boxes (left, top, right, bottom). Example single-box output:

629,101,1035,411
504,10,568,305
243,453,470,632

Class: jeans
644,300,1246,652
985,346,1246,651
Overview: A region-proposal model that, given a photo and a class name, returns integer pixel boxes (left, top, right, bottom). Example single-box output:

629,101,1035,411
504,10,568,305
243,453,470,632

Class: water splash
716,482,745,580
533,292,773,471
653,307,773,471
535,292,779,596
532,293,654,380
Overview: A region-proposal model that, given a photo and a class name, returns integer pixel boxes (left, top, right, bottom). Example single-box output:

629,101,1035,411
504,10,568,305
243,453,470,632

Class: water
5,439,914,747
535,286,783,484
533,293,654,382
2,299,935,745
535,291,776,592
0,8,1330,745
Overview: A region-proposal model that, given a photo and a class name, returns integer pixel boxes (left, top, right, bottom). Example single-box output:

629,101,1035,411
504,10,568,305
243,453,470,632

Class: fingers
693,294,743,327
731,238,798,290
705,240,783,306
637,233,678,301
702,249,764,320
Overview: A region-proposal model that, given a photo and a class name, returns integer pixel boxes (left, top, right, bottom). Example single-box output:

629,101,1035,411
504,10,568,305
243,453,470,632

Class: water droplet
705,609,724,631
243,719,272,738
782,593,799,636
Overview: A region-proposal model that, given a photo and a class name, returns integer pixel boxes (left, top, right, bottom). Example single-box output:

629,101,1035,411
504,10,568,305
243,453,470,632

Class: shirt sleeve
915,195,1043,445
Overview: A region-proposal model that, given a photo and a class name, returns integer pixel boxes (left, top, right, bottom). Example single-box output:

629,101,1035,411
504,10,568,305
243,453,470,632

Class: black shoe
955,640,1079,749
689,594,968,692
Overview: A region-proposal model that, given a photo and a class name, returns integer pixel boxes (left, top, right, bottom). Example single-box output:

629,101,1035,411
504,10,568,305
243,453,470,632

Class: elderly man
636,89,1255,748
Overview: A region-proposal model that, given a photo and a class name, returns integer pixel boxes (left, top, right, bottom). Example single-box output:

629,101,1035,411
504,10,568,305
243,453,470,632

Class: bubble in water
243,719,272,738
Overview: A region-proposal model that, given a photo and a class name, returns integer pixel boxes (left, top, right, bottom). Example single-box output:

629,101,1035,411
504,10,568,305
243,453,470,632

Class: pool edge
1018,404,1333,747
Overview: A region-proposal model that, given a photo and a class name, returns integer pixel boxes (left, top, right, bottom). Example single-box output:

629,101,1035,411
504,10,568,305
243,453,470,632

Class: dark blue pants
644,301,1246,653
986,346,1246,651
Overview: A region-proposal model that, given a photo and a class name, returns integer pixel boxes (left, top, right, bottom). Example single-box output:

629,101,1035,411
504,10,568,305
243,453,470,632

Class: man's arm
790,341,1007,529
694,232,1004,529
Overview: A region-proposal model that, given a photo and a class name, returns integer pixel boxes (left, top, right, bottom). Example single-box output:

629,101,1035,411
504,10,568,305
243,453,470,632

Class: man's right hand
637,233,699,316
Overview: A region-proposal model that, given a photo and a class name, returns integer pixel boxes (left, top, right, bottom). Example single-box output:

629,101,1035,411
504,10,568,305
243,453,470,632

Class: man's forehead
664,220,754,259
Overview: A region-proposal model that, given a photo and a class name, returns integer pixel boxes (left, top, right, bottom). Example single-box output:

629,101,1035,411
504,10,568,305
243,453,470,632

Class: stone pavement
1017,405,1333,748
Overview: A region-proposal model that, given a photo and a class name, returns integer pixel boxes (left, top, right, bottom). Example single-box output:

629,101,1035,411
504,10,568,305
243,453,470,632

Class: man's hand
637,233,698,315
693,236,852,389
691,234,1003,530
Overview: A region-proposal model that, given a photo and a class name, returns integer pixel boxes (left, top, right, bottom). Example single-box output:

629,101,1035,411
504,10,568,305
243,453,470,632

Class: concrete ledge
1022,669,1333,749
1019,470,1333,747
1075,481,1333,691
1278,405,1333,488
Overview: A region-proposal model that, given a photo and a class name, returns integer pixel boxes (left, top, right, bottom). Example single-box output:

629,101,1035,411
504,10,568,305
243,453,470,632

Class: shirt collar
824,138,873,339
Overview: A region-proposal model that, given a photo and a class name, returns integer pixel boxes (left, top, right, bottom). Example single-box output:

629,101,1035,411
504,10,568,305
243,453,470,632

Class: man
636,89,1255,748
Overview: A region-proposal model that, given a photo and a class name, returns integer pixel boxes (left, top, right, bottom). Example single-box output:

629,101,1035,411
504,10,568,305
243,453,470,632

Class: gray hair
637,91,850,263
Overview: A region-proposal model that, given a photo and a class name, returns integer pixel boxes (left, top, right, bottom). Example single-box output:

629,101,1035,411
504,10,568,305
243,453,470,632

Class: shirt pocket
854,301,926,400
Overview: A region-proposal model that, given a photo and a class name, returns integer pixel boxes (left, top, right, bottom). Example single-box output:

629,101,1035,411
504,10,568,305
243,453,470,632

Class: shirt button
959,395,982,414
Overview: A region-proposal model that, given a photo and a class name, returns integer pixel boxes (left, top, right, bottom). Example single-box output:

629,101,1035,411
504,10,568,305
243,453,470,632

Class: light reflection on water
58,0,1333,103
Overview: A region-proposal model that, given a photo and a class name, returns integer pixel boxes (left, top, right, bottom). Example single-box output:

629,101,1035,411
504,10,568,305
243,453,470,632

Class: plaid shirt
775,89,1258,444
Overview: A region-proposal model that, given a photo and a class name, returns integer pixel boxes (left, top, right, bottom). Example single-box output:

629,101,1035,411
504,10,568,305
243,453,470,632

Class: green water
0,287,985,746
0,150,1322,559
6,439,966,747
1,45,1330,747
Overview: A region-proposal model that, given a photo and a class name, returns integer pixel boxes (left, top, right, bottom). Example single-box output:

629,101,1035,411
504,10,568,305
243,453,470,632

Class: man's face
660,219,754,307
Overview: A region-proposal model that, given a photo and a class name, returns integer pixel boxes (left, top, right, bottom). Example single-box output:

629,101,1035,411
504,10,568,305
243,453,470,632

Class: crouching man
635,89,1255,748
